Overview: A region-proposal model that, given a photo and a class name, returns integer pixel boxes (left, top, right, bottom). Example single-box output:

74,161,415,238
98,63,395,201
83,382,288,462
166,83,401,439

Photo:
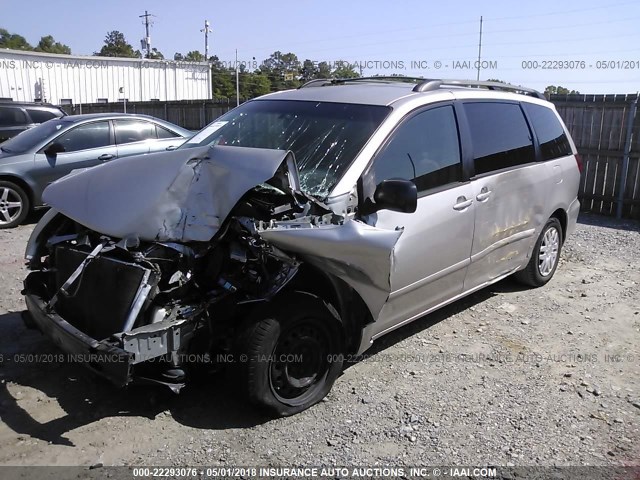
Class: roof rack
298,77,546,99
412,79,546,99
298,79,334,88
298,76,426,89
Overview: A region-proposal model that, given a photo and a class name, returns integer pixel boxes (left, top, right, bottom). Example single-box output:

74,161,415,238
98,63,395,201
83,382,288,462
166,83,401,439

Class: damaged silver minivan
22,79,581,416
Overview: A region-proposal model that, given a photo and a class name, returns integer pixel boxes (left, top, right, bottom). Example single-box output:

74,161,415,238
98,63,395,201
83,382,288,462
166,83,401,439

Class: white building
0,49,212,104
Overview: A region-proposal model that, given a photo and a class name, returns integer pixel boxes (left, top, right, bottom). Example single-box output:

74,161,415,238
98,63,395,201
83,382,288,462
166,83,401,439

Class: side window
464,102,535,175
114,120,156,144
26,109,58,124
522,103,573,161
0,107,28,126
371,105,462,192
156,125,179,139
54,121,111,152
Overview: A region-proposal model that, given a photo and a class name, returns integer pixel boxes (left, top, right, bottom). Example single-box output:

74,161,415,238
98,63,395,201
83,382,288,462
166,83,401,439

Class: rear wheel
0,181,30,229
236,291,344,416
514,217,563,287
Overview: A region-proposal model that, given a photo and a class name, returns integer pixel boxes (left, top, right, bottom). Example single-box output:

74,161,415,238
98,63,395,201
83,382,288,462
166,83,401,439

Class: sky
2,0,639,94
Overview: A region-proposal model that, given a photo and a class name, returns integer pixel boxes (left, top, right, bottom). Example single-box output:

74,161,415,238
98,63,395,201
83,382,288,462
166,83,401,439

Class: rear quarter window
522,103,573,161
0,106,28,126
464,102,535,176
26,108,60,124
156,126,179,138
114,120,156,144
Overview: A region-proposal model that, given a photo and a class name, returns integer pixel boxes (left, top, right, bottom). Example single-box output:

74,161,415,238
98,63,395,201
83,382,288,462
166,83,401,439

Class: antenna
201,20,212,61
476,15,483,81
139,10,155,58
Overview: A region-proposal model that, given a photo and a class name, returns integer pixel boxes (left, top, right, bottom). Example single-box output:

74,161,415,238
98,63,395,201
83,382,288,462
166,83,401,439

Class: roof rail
298,76,427,89
298,79,333,89
336,76,426,84
298,77,546,99
413,79,546,99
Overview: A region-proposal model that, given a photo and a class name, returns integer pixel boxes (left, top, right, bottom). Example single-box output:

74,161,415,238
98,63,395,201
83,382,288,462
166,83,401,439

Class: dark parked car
0,101,67,142
0,113,191,228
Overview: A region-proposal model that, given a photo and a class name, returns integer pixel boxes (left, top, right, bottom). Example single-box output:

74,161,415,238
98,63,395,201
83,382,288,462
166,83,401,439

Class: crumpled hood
42,145,298,242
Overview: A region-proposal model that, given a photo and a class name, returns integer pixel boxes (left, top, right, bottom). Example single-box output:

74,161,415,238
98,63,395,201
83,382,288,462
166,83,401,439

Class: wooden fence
551,94,639,219
65,94,640,219
62,100,236,131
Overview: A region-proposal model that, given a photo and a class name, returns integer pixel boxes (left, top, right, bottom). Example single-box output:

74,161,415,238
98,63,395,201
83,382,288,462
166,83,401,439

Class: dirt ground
0,213,638,468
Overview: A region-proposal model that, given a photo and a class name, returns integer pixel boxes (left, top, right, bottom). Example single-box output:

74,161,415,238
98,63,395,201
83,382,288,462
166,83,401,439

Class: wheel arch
284,263,372,353
550,207,568,241
0,174,36,209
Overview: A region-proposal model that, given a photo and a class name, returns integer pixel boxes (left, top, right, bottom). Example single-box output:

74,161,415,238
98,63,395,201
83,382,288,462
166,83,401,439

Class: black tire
0,181,30,229
236,291,345,417
514,217,563,287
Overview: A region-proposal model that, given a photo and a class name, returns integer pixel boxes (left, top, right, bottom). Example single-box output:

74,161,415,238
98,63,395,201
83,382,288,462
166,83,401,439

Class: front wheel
514,217,563,287
236,292,345,417
0,181,30,229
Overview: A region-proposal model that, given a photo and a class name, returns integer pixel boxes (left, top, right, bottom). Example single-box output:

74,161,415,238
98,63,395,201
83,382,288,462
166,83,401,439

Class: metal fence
65,94,640,219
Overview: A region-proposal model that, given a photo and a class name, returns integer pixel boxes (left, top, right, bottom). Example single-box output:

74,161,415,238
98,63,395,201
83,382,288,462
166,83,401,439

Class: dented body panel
42,145,300,243
22,83,581,398
258,218,403,319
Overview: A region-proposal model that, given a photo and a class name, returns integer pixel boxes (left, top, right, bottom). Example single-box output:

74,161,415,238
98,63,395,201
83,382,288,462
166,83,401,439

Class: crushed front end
23,189,311,391
22,145,401,393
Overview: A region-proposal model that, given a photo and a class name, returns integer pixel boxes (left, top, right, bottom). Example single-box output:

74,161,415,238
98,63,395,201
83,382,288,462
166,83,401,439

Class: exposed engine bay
22,145,402,391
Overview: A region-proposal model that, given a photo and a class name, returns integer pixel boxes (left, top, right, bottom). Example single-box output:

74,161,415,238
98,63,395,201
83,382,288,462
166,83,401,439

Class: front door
32,120,116,203
361,103,475,337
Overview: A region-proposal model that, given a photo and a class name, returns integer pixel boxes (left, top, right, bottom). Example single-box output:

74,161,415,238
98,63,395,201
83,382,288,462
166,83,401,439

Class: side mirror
44,142,65,156
370,179,417,214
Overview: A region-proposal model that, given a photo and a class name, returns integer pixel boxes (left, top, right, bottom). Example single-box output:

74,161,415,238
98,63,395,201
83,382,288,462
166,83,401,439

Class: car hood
40,144,408,321
0,149,32,166
42,145,301,242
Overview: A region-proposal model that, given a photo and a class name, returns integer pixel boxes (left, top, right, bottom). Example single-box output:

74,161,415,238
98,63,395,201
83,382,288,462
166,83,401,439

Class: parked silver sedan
0,113,191,228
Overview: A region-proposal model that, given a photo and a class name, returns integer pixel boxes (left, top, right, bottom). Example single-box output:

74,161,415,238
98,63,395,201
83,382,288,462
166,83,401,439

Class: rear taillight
575,153,584,174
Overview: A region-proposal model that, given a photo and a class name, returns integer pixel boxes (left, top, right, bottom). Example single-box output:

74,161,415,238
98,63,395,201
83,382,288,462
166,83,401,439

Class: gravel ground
0,213,638,468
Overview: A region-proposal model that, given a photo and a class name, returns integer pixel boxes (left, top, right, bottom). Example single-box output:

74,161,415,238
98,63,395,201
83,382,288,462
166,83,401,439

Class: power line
228,1,639,57
488,0,639,21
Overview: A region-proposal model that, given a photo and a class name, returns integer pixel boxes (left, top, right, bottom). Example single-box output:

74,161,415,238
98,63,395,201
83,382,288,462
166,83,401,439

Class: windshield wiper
0,146,12,153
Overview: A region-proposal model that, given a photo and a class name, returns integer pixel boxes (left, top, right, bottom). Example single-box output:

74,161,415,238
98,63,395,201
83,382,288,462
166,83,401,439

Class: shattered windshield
181,100,390,198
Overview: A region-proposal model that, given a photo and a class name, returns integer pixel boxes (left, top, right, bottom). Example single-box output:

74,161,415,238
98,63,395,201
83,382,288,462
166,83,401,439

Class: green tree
299,60,334,83
184,50,205,62
173,52,184,61
209,56,235,99
0,28,32,50
148,48,164,60
300,59,317,82
332,61,360,78
95,31,140,58
34,35,71,54
317,61,332,79
240,72,272,99
545,85,580,95
486,78,506,83
260,51,301,90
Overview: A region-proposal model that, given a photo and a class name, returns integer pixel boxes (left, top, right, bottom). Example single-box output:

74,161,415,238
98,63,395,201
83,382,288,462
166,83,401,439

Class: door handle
98,154,115,161
453,196,473,211
476,188,492,202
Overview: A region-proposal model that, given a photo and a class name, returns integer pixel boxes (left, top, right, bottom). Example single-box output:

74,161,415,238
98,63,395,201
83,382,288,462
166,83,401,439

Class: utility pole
201,20,212,61
139,10,154,58
476,15,483,81
235,49,240,106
